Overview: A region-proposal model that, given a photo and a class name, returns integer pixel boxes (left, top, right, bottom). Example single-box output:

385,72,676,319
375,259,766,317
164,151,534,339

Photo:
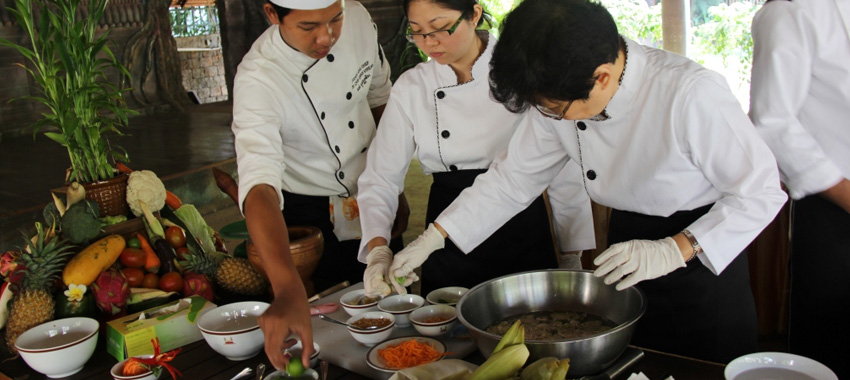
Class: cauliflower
126,170,166,217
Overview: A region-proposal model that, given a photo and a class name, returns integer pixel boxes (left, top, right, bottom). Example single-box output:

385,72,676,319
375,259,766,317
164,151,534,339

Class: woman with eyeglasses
388,0,788,363
355,0,595,297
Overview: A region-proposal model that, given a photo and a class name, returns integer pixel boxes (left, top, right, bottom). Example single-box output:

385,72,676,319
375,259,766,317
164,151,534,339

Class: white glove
364,245,393,297
558,251,583,270
389,223,445,295
592,237,685,291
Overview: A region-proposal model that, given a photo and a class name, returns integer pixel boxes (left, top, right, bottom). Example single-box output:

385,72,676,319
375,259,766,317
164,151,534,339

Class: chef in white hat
231,0,406,370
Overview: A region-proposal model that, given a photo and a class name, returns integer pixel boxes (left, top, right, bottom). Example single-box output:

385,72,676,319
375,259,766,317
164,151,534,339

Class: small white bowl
345,311,395,347
197,301,269,361
426,287,468,306
339,289,380,316
288,340,321,368
410,304,458,337
14,317,99,378
377,294,424,328
110,355,160,380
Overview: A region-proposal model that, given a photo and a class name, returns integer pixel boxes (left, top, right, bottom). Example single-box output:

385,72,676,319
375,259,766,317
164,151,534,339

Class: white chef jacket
436,38,787,275
356,32,594,262
750,0,850,200
232,0,392,214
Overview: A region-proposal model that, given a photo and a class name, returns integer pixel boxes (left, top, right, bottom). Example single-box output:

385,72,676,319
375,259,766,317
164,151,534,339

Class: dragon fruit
0,250,25,288
182,272,213,302
91,269,130,315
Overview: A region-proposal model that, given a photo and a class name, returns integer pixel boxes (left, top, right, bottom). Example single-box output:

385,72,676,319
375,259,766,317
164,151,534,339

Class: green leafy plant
0,0,133,184
170,6,219,38
692,2,760,88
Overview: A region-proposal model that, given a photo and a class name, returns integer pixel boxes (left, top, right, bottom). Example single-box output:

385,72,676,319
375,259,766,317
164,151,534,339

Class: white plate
264,368,319,380
366,336,447,373
725,352,837,380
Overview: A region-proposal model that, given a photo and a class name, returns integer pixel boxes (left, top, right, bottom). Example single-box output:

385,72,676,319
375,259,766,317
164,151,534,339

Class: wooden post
661,0,689,55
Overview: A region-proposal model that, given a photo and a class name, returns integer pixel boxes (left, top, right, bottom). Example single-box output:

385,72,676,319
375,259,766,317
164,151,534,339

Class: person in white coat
389,0,787,363
750,0,850,377
231,0,407,370
356,0,595,298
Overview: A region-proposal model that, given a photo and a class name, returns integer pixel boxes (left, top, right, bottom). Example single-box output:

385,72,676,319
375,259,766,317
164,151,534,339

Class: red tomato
175,246,190,260
141,273,159,289
121,267,145,287
159,272,184,293
164,226,187,248
119,248,147,268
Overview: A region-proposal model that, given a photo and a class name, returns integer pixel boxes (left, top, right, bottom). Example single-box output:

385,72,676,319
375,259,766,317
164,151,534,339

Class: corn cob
520,357,571,380
493,319,525,354
467,344,530,380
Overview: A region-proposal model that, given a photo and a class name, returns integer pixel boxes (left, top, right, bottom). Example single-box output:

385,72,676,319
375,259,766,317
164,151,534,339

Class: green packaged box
106,296,216,361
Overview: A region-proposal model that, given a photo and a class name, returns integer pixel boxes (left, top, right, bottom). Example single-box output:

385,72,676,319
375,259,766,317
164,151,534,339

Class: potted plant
0,0,135,216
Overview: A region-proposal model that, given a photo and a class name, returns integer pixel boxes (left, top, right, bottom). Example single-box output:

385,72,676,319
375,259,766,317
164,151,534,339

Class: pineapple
215,257,267,295
4,222,75,352
180,250,222,277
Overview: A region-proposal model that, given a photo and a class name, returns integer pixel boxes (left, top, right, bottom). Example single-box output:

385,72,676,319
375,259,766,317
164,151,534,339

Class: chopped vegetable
377,339,449,369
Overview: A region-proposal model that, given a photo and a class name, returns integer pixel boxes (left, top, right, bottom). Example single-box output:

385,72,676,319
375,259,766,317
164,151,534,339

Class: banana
128,288,173,304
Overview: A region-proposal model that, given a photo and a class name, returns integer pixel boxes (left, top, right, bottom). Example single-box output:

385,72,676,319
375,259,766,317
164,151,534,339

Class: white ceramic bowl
345,311,395,347
110,355,160,380
339,289,380,316
725,352,838,380
409,304,458,337
426,287,469,306
14,317,99,378
377,294,424,328
288,340,321,368
197,301,269,361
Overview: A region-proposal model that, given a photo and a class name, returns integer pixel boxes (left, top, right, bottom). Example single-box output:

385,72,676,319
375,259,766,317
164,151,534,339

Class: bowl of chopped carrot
410,304,457,337
366,336,449,372
346,311,395,346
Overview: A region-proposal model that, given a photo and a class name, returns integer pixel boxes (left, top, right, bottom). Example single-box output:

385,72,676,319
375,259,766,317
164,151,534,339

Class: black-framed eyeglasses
535,100,574,121
405,13,467,43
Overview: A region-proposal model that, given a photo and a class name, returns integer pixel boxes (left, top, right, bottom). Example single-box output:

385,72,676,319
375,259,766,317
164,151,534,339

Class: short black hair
402,0,491,28
489,0,620,113
267,1,291,22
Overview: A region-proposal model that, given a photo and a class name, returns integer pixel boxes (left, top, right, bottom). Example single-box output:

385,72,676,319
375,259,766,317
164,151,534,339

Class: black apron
608,204,758,363
788,195,850,379
282,190,403,293
421,169,558,296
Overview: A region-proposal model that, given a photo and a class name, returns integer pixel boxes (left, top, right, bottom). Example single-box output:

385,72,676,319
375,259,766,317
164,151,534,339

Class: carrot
117,162,133,174
165,190,182,210
137,233,161,274
377,339,449,369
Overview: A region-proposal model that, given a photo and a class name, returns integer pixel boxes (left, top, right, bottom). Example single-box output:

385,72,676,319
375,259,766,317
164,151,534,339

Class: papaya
63,235,126,286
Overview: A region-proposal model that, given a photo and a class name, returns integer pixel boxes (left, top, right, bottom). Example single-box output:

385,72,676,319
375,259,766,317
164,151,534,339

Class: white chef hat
268,0,338,10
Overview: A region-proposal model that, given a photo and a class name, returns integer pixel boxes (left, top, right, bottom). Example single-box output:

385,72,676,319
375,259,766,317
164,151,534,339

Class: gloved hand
592,237,685,291
558,251,583,270
363,245,393,297
389,223,445,295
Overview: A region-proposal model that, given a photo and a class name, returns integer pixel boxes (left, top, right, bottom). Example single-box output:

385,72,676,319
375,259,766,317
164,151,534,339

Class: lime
286,357,305,377
127,237,142,249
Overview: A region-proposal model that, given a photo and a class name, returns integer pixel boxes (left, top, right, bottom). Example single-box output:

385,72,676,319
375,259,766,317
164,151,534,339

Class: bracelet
681,229,702,262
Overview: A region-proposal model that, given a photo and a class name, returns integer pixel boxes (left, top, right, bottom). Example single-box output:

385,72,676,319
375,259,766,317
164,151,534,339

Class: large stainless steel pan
456,269,646,377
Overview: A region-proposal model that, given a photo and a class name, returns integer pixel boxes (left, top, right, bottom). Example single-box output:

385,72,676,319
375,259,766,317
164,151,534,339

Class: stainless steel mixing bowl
456,269,646,377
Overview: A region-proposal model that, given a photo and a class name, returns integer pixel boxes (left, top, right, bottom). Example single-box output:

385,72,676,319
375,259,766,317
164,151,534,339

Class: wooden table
0,337,726,380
